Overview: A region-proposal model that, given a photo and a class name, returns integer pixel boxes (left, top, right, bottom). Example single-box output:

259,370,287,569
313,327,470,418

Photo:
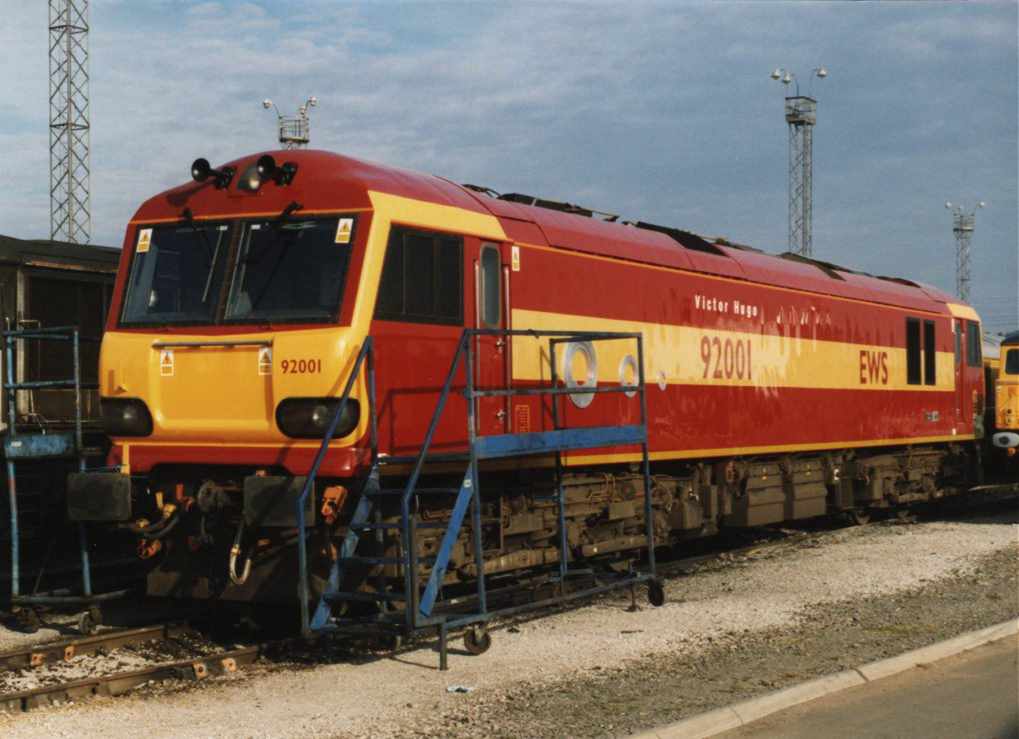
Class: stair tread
322,590,407,603
349,521,446,531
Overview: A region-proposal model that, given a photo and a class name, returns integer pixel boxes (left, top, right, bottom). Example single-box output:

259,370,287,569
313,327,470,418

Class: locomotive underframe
123,440,978,607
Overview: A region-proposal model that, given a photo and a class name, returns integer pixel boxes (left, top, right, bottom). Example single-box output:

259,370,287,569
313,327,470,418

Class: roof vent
630,221,728,257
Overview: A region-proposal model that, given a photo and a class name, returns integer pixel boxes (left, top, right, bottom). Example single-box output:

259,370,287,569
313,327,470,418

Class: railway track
1,486,1013,714
0,530,800,714
0,644,259,712
0,624,192,671
0,623,260,713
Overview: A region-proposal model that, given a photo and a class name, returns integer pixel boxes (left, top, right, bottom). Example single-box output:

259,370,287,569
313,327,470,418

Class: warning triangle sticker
335,218,353,244
159,349,174,377
137,228,152,253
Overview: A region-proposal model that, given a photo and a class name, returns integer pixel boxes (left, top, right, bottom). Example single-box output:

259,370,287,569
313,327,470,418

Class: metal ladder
1,325,126,626
295,328,658,667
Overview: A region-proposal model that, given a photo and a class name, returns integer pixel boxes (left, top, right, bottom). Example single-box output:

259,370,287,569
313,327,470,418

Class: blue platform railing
2,325,128,611
295,328,658,661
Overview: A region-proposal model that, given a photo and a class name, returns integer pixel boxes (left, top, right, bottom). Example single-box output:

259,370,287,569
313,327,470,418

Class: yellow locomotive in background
992,331,1019,457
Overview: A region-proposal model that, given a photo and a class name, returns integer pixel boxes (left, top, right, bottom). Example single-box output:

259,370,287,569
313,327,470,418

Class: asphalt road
718,635,1019,739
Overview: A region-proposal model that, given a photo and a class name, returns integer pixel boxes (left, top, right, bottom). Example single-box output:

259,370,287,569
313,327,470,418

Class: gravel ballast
0,507,1014,738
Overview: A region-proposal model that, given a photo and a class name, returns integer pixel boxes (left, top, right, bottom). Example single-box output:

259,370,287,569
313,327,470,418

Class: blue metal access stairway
294,328,660,667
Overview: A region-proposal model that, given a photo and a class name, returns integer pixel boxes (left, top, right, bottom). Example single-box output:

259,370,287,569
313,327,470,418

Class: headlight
276,398,360,439
101,398,153,437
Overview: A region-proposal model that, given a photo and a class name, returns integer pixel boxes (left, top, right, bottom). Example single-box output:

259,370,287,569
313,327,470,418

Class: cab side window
905,318,921,385
479,245,501,328
965,321,982,366
923,320,936,385
375,227,463,325
906,317,938,386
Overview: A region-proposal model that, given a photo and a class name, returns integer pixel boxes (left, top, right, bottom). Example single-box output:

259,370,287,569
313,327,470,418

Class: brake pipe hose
228,519,253,586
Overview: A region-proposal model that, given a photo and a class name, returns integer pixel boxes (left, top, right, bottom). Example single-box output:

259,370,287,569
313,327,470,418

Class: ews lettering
859,350,889,385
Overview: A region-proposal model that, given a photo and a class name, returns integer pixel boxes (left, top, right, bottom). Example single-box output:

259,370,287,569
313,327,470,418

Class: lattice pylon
785,96,816,257
952,213,975,303
49,0,91,244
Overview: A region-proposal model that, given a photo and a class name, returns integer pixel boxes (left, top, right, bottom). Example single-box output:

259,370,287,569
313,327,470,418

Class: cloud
0,0,1015,328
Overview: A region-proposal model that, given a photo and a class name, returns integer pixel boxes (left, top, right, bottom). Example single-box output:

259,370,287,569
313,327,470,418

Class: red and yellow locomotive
70,149,987,630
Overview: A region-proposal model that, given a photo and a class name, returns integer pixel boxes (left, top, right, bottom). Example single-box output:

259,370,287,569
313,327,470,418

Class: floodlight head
977,201,986,208
945,201,952,209
782,72,792,85
816,66,828,78
771,68,781,80
262,99,273,110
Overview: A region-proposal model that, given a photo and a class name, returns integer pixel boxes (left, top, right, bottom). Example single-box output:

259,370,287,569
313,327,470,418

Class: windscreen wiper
248,201,305,310
181,208,224,304
279,200,303,221
182,208,214,263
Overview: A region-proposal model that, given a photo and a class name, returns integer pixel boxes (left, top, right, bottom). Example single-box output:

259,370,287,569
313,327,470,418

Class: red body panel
107,149,982,477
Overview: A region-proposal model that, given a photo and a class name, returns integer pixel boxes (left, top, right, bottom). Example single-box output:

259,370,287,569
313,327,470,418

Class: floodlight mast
49,0,91,244
263,97,318,149
944,200,985,303
771,67,827,257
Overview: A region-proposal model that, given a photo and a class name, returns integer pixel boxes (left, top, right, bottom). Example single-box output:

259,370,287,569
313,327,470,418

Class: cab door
473,242,510,436
953,319,965,430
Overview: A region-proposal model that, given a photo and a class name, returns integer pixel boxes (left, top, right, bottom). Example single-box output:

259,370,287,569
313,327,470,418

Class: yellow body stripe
511,308,955,392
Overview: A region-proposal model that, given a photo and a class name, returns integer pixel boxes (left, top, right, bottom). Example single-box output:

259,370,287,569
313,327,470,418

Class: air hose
127,511,180,540
141,513,180,540
228,519,253,586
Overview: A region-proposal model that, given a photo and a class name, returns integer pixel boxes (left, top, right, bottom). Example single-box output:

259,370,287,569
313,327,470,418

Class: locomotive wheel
847,509,871,526
77,609,97,636
13,607,40,634
647,579,666,607
463,626,491,656
377,632,403,652
895,508,917,524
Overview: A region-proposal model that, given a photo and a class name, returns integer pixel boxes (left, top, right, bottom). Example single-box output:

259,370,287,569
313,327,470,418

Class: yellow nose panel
155,345,273,439
100,327,366,445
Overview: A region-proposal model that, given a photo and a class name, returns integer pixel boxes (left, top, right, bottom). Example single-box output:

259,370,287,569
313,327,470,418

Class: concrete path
716,635,1019,739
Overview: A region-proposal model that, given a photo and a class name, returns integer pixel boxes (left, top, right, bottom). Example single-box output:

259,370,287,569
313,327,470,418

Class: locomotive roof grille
779,252,847,281
876,275,923,289
712,237,763,253
498,192,619,220
629,221,728,257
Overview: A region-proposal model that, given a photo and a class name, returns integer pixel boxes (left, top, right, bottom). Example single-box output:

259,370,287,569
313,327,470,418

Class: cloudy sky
1,1,1016,333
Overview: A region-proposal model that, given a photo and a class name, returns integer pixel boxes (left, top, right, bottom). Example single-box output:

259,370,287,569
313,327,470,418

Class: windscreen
1006,349,1019,375
120,223,230,325
224,218,353,323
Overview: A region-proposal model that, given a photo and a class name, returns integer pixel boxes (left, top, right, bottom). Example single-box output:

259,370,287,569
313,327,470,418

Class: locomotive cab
67,152,385,600
992,332,1019,454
